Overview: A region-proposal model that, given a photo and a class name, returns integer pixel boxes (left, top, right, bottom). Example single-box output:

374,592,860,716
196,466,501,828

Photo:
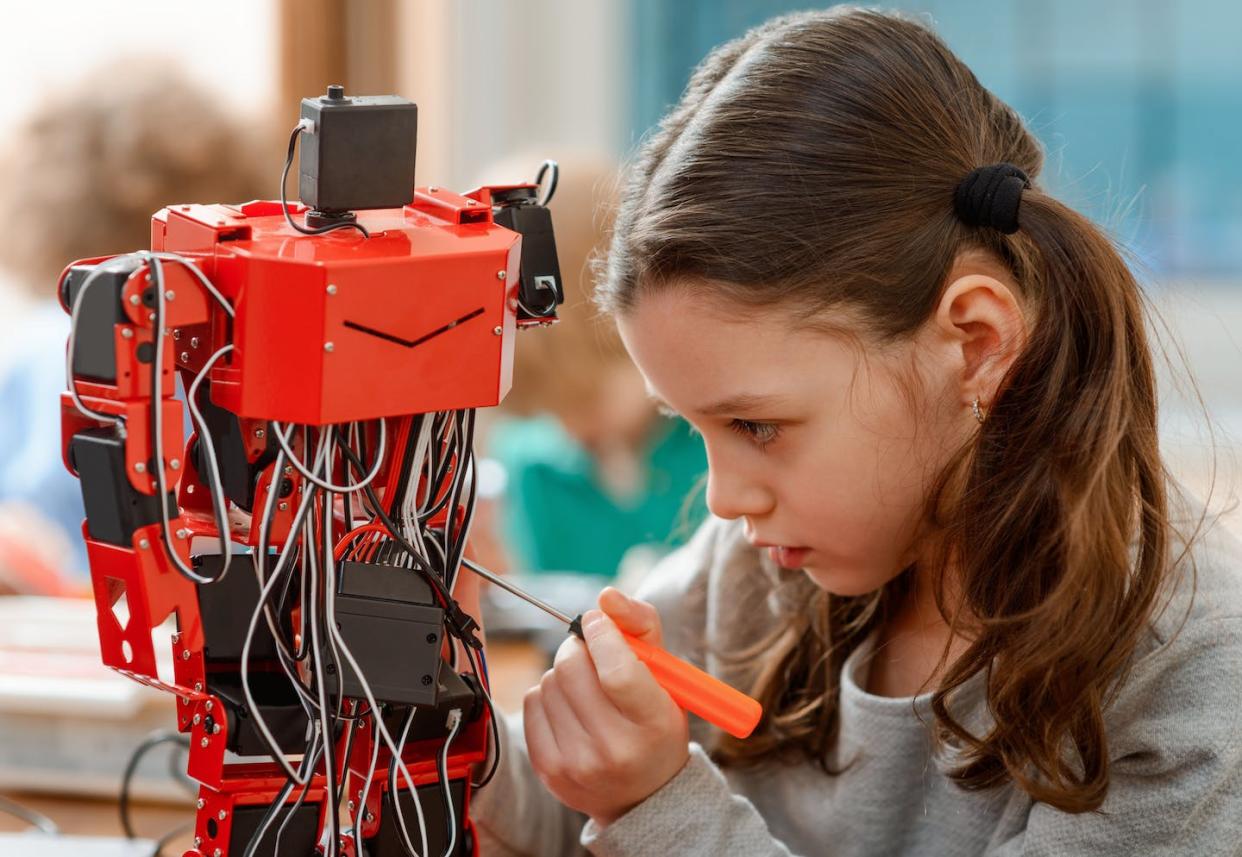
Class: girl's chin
800,563,888,597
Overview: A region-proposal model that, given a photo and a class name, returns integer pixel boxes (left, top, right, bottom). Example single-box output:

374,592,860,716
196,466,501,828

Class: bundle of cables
66,253,499,857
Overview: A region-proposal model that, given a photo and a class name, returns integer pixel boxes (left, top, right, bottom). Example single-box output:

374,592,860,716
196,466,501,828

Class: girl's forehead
616,288,875,412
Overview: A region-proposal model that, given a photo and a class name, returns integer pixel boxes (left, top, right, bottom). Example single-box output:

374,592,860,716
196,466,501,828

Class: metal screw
214,850,222,857
190,336,200,348
134,462,146,473
170,459,181,470
196,799,205,810
466,199,477,206
213,723,221,734
205,700,213,712
428,186,439,193
324,342,335,352
194,681,203,691
182,650,190,660
366,812,374,822
193,714,201,725
497,270,507,280
175,528,189,539
347,801,355,812
138,538,150,550
121,328,134,339
254,427,265,438
217,810,226,821
493,326,502,335
283,465,293,475
326,284,338,295
278,501,289,512
164,290,175,301
173,329,181,340
194,837,202,848
129,294,140,305
200,737,209,748
180,351,189,362
426,633,438,644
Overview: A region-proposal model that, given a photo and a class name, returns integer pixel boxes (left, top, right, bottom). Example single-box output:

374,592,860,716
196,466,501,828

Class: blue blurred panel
628,0,1242,278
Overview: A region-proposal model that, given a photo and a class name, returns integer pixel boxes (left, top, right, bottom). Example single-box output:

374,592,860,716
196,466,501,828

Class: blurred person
478,152,708,580
0,59,270,593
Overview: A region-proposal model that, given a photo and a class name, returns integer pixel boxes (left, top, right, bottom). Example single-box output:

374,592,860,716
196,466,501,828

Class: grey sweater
471,500,1242,856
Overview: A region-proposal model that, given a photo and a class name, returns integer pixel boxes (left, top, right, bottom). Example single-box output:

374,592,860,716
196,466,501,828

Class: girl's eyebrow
646,390,787,417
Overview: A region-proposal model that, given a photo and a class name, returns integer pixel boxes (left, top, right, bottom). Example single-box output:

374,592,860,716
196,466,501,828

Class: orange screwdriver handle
622,632,763,739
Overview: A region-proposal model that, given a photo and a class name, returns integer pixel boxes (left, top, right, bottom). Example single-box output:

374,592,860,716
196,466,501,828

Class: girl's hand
523,587,690,827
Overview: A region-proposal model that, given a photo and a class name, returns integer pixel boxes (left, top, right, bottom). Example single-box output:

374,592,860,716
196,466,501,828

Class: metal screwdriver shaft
459,558,763,739
461,558,576,626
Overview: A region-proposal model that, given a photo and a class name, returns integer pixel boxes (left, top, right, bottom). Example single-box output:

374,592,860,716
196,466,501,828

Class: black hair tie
953,163,1030,234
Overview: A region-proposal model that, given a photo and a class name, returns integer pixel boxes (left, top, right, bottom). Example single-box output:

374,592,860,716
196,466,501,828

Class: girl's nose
705,463,775,521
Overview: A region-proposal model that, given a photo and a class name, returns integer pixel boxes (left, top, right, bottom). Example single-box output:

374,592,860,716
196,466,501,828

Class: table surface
0,639,548,852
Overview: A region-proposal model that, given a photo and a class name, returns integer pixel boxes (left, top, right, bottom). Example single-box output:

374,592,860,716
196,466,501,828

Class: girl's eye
729,419,781,450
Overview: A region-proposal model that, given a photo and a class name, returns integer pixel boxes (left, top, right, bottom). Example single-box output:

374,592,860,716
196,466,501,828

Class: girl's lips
768,546,810,569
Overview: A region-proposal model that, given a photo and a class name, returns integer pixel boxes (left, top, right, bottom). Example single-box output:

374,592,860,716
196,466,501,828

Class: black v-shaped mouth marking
343,306,487,349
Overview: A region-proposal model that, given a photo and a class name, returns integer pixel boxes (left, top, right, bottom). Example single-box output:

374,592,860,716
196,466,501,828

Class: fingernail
604,586,632,605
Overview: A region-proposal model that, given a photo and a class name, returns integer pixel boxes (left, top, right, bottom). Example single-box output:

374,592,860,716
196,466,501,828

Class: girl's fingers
598,587,663,646
522,683,562,782
580,609,668,722
551,634,631,736
537,668,597,769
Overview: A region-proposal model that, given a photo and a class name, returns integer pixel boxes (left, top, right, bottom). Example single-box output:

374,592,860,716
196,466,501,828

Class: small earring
971,397,986,424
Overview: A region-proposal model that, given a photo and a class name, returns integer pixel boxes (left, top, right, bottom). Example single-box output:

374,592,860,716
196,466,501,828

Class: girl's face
617,286,980,597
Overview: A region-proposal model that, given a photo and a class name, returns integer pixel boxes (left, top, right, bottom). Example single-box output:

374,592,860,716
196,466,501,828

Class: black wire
465,645,502,789
281,124,370,238
120,730,190,840
240,771,300,857
150,821,195,857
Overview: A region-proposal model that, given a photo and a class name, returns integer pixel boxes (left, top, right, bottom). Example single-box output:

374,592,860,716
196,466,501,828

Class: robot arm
59,87,561,857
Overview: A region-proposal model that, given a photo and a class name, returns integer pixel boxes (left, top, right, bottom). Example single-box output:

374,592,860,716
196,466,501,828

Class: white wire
149,254,221,585
63,250,235,424
271,419,387,493
353,716,383,857
322,483,430,857
439,709,463,857
64,254,144,424
307,509,340,853
150,252,235,317
184,343,235,581
390,708,430,857
240,440,327,784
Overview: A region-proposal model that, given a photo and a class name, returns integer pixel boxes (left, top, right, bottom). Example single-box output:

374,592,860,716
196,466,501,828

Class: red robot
59,86,563,857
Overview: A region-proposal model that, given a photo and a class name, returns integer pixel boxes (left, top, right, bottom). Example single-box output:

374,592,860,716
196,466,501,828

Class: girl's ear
932,272,1029,408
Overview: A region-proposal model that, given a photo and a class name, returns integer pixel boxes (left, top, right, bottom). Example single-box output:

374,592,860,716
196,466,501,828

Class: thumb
597,586,663,646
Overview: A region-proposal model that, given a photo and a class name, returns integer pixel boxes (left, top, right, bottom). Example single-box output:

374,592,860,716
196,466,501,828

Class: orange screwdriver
461,558,763,739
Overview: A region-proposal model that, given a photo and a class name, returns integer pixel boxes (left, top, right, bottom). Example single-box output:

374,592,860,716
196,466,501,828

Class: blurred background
0,0,1237,847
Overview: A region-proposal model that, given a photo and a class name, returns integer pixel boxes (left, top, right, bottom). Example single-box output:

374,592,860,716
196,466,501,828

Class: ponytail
927,190,1186,811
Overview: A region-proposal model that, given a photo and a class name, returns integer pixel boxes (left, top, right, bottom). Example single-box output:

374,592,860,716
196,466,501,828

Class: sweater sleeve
987,615,1242,857
578,743,804,856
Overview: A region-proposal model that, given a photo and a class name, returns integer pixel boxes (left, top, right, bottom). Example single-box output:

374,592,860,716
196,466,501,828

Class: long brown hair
595,7,1204,813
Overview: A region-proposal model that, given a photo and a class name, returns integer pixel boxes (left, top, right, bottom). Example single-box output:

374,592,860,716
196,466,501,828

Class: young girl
465,8,1242,855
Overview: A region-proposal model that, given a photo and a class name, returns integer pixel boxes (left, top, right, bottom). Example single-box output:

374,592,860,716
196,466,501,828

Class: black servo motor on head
298,85,419,227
